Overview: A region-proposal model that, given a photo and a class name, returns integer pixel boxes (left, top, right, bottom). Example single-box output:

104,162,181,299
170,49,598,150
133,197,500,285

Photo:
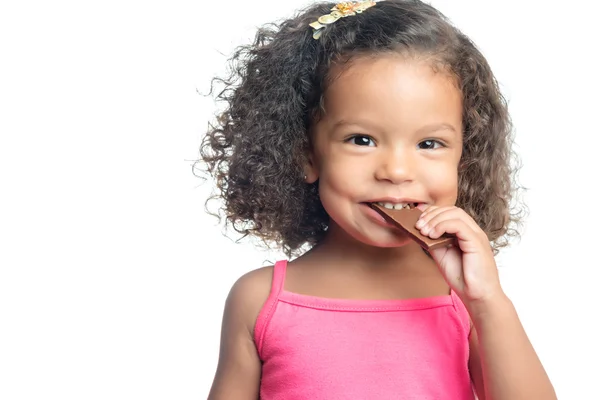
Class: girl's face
307,55,463,248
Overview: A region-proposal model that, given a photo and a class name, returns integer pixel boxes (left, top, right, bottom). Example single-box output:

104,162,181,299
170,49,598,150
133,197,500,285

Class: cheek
317,153,369,191
318,165,357,196
425,163,459,201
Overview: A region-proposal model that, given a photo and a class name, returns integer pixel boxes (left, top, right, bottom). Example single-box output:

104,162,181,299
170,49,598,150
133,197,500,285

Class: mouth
364,201,421,210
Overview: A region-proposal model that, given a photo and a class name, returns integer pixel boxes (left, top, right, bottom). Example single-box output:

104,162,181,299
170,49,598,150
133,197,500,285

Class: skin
208,55,556,400
306,55,463,250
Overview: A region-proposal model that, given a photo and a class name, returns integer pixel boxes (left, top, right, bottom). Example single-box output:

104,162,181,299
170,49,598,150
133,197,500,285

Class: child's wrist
465,290,513,323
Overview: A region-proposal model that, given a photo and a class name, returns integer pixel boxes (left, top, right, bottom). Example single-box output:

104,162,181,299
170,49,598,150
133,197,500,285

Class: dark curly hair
197,0,525,257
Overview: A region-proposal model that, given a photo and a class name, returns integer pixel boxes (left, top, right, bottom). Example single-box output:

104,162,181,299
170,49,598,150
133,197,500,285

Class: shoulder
209,266,275,398
224,265,275,334
228,265,274,304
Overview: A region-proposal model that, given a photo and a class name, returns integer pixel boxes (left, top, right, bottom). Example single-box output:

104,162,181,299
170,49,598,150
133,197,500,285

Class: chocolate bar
370,203,456,250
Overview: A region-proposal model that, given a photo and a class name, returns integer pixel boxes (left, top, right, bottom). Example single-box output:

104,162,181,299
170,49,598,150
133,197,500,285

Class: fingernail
416,203,428,211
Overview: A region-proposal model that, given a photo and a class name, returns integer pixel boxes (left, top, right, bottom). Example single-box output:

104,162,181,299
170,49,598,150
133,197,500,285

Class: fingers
416,205,481,234
415,207,488,253
422,218,474,241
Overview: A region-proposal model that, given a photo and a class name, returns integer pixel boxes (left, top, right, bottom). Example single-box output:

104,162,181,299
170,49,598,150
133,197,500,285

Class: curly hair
197,0,525,257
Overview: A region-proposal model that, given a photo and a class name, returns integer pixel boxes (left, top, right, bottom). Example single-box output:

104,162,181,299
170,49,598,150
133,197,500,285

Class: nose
374,147,415,184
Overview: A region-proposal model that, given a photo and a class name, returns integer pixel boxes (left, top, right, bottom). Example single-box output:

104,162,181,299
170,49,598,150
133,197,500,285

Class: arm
467,294,556,400
208,268,272,400
413,205,556,399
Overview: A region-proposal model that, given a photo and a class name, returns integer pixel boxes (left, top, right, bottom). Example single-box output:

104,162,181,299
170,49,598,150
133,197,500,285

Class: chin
370,238,414,249
351,230,414,249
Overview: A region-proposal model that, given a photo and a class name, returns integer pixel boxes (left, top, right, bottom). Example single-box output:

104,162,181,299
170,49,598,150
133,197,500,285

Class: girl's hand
415,204,504,307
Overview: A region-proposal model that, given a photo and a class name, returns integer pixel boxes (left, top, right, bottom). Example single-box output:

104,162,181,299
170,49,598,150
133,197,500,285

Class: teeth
377,202,412,210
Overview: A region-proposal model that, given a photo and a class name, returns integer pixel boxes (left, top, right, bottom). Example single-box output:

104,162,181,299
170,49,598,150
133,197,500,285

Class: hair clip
309,1,377,39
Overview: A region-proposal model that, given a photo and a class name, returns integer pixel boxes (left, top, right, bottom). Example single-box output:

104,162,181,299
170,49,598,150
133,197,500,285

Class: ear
303,151,319,184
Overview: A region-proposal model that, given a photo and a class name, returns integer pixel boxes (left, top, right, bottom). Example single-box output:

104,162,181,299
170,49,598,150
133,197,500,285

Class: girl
200,1,556,399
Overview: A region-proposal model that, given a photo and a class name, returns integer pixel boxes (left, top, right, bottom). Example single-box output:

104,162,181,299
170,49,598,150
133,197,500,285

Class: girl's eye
348,135,375,147
418,139,444,150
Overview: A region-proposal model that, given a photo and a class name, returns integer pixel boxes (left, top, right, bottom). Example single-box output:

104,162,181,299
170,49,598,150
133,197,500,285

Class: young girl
201,1,556,398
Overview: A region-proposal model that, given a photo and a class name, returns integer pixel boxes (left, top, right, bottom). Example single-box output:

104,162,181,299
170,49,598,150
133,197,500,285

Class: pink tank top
254,260,476,399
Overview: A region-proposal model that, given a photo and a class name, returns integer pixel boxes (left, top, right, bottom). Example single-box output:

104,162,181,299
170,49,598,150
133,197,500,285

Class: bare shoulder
226,265,274,332
207,265,275,399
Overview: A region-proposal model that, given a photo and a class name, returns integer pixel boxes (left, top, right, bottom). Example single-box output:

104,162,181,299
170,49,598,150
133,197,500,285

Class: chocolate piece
370,203,456,251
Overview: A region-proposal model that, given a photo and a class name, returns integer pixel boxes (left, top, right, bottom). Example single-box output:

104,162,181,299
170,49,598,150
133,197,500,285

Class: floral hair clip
309,1,378,39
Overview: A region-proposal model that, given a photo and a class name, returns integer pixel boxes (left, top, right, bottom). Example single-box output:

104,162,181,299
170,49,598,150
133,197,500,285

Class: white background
1,0,599,398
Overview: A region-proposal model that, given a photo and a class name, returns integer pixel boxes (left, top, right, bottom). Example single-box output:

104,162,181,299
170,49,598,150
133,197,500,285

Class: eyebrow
332,120,458,134
416,123,457,135
331,119,376,130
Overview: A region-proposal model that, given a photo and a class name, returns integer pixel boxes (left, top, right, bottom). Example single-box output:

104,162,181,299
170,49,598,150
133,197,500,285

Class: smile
372,202,419,210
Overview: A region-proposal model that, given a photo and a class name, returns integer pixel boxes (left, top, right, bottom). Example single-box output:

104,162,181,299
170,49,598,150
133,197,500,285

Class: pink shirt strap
253,260,288,356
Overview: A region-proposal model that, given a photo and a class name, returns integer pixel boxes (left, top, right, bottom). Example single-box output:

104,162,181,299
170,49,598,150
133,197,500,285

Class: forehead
319,55,463,132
